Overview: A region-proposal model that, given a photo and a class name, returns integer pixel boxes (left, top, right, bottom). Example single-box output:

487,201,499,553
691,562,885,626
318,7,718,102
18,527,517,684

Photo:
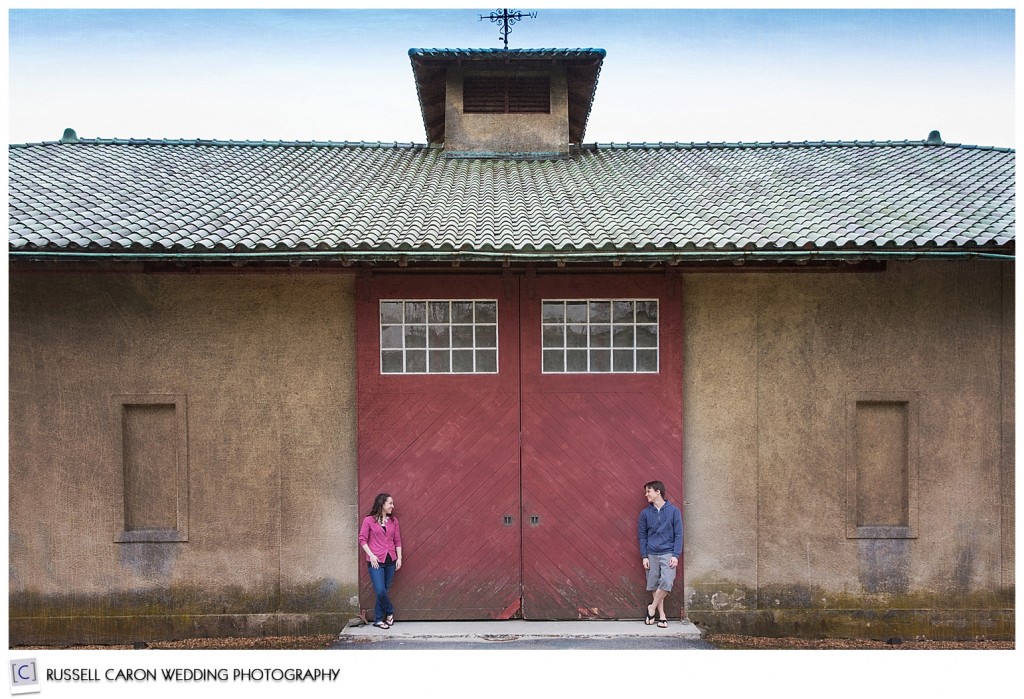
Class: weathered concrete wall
8,261,1013,643
1000,263,1015,594
682,260,1014,639
444,65,569,156
8,271,359,644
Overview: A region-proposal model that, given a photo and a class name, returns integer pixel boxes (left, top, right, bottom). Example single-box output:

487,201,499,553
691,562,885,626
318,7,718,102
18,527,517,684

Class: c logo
9,659,37,688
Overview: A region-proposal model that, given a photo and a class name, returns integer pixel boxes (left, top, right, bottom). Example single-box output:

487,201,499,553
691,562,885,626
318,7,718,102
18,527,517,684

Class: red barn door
519,275,683,619
356,275,522,619
357,273,683,620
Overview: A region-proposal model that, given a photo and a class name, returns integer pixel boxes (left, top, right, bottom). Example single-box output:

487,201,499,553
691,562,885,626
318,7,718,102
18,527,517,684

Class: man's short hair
644,480,666,498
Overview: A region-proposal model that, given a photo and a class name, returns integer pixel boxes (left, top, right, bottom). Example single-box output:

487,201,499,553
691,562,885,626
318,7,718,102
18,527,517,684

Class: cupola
409,48,605,159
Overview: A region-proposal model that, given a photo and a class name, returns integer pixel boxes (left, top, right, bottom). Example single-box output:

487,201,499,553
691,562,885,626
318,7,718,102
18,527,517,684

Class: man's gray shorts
646,553,677,592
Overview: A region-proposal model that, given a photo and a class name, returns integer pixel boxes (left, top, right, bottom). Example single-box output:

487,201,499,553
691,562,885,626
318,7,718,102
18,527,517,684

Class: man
637,480,683,628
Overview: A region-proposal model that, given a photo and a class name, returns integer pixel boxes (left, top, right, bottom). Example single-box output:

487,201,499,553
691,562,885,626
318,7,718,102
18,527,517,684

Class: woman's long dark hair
367,492,395,524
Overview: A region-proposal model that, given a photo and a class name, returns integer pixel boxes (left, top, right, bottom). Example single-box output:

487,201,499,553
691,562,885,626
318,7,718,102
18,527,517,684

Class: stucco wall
8,261,1013,643
444,65,570,156
8,271,359,643
682,260,1014,638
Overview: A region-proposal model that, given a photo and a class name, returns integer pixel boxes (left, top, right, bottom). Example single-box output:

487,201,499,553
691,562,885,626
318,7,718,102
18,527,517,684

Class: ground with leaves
14,633,1013,650
702,634,1013,650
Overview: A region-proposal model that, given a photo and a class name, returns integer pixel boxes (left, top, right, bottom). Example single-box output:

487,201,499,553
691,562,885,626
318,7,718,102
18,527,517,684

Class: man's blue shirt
637,500,683,558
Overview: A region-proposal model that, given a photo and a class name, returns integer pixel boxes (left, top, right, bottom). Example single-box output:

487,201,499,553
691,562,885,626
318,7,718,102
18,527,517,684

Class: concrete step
341,618,702,640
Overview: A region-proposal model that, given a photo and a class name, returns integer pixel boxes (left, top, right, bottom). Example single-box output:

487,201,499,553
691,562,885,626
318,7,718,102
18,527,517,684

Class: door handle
530,515,540,526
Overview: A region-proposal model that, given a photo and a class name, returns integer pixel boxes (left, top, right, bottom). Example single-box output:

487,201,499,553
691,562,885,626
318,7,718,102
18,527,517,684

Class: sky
6,5,1016,147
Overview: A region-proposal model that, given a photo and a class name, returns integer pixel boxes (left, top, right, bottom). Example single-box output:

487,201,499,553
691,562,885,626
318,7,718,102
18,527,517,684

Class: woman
358,493,403,629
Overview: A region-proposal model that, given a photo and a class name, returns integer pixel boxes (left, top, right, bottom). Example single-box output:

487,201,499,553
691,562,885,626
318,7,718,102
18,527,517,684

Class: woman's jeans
367,559,396,623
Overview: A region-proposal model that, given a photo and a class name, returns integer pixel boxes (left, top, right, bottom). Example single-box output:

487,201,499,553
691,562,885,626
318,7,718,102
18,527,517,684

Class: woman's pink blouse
358,516,402,562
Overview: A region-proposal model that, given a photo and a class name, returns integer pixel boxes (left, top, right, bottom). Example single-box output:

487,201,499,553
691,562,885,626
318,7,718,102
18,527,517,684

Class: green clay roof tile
8,139,1014,257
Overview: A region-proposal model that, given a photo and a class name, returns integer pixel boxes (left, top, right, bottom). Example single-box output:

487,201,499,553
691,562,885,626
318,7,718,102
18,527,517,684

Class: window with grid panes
541,299,658,373
380,300,498,374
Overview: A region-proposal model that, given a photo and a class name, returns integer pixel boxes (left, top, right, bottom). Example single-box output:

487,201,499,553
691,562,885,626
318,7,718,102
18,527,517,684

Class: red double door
356,273,682,620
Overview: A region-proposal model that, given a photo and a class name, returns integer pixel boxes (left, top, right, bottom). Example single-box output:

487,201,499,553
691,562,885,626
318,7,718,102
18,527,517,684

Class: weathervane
479,8,537,50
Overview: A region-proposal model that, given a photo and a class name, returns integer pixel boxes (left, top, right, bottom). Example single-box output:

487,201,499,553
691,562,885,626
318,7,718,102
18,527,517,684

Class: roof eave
8,246,1015,264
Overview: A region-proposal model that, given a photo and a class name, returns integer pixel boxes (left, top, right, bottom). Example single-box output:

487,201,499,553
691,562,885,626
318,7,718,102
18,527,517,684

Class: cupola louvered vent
463,75,551,114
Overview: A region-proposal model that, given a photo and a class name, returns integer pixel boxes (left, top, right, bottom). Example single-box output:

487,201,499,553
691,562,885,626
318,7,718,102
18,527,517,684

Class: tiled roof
8,138,1015,260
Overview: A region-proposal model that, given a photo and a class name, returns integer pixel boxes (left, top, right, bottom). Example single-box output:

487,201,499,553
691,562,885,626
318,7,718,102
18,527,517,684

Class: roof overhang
408,48,606,145
8,248,1014,266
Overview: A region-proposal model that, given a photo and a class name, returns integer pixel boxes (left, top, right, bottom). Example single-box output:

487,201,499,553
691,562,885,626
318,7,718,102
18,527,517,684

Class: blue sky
8,7,1015,147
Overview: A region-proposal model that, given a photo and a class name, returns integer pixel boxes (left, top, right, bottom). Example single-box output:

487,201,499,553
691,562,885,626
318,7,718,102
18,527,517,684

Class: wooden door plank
357,274,522,620
520,274,684,620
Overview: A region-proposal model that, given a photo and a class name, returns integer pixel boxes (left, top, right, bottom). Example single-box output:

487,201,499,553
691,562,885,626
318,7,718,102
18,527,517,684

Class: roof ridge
8,138,434,149
582,140,1015,153
8,138,1015,154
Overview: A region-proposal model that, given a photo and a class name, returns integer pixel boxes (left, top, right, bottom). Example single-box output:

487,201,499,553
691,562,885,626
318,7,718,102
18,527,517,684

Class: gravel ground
13,634,341,651
702,633,1013,650
13,633,1013,651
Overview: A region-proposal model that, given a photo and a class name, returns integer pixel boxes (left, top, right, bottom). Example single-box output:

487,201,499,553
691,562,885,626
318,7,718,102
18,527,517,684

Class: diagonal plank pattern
521,391,683,618
359,389,521,619
358,273,682,620
519,275,683,620
357,274,523,620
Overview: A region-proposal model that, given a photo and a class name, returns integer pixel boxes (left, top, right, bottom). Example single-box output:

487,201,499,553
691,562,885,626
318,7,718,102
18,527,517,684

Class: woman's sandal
372,621,390,630
657,619,668,628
